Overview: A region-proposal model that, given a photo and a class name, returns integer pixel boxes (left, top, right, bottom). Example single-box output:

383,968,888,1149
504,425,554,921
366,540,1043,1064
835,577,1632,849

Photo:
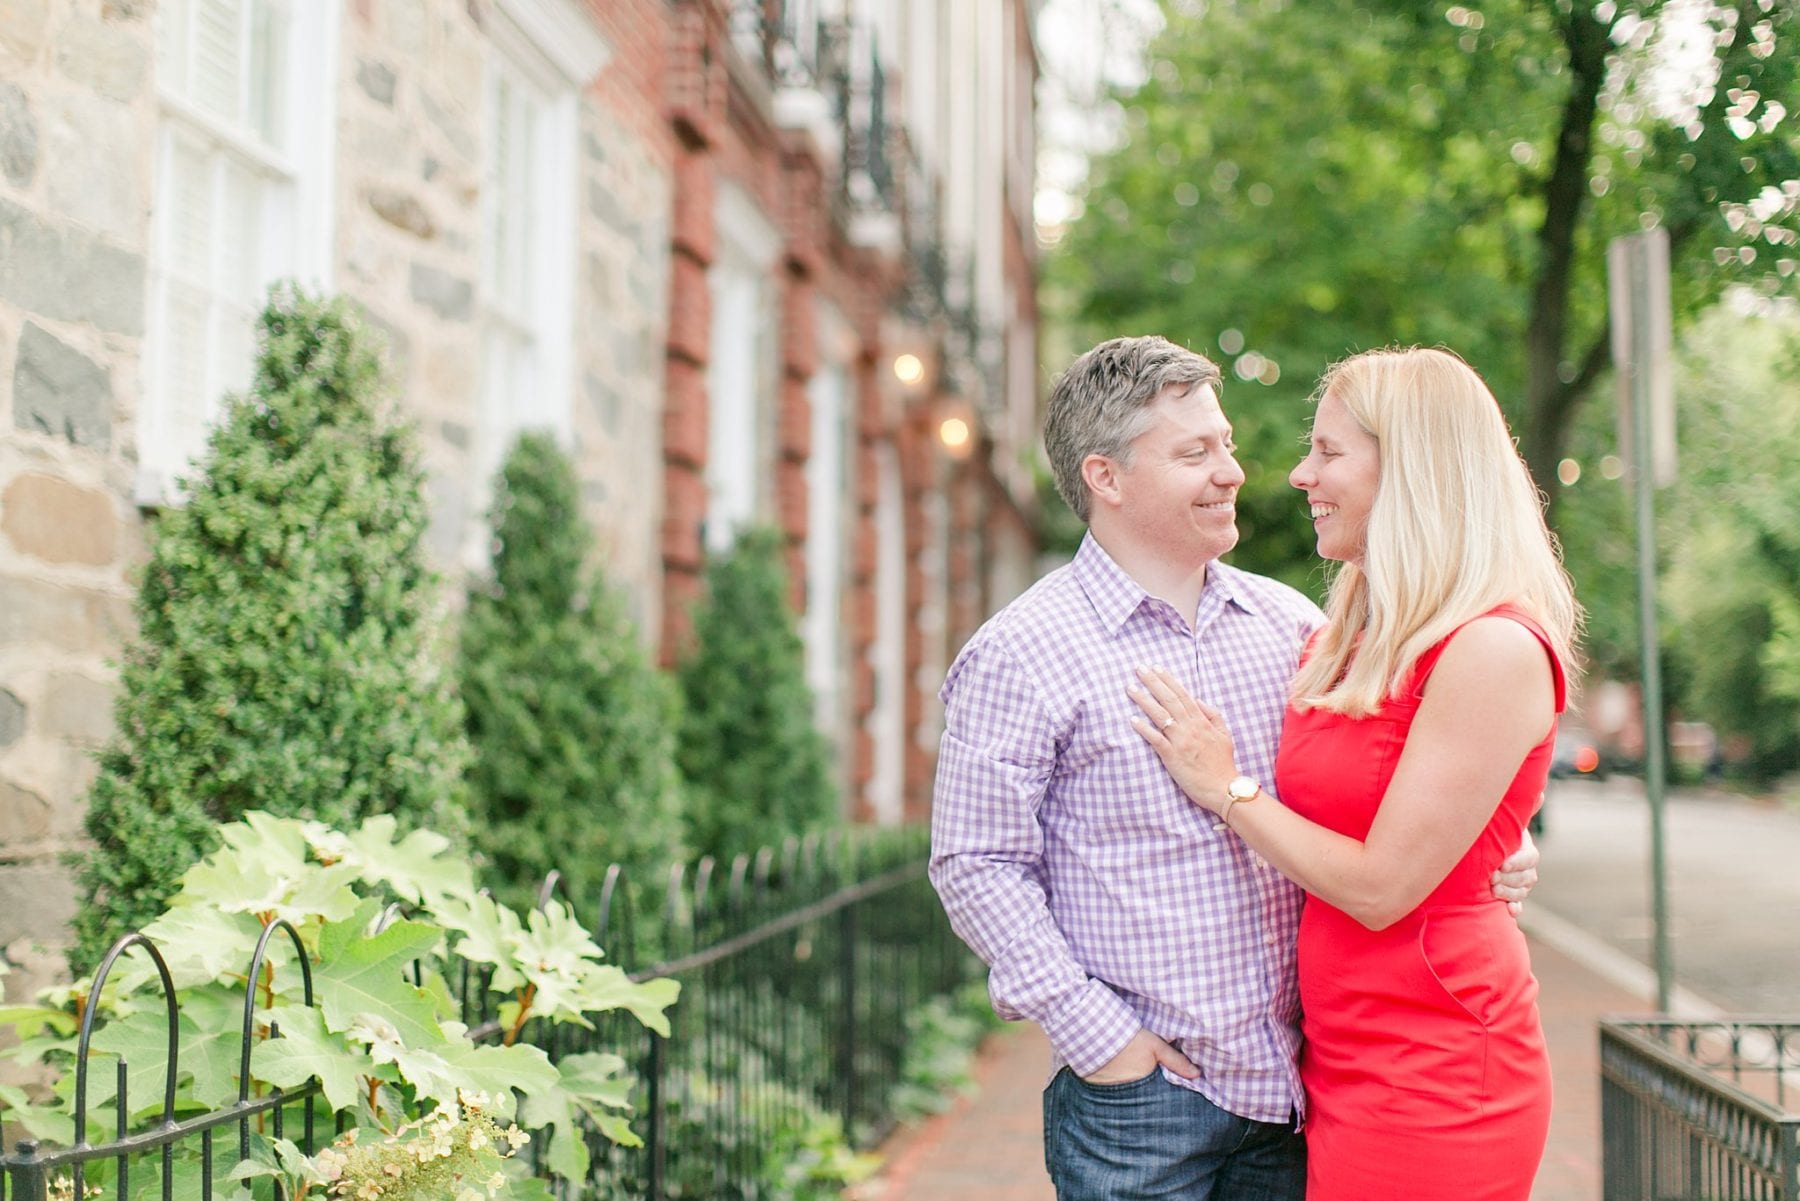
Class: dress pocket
1418,905,1511,1029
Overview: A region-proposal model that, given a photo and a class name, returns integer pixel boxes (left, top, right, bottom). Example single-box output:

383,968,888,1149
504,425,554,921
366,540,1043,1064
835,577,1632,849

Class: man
928,336,1536,1200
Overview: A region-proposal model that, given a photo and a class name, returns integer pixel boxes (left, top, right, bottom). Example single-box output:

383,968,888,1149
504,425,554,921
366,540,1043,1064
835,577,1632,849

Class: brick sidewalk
864,930,1649,1201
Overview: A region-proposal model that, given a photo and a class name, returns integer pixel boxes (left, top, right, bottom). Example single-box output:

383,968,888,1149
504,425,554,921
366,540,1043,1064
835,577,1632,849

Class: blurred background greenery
1038,0,1799,784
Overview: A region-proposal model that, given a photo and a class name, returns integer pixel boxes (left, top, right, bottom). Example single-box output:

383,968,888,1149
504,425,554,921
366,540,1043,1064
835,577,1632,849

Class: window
139,0,339,504
465,0,609,564
704,182,783,551
472,15,582,566
866,440,907,825
803,302,855,744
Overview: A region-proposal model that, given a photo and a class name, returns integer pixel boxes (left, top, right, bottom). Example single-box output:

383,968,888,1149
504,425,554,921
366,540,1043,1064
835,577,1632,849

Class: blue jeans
1042,1068,1306,1201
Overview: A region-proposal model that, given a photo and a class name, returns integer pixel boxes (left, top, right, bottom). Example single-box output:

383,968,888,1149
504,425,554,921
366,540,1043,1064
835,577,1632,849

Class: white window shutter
156,0,191,96
191,0,244,123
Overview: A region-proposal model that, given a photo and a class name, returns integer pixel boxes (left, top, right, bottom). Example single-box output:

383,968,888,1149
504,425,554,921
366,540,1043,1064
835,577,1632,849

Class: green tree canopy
72,289,467,971
460,432,685,908
1048,0,1797,586
1653,310,1800,779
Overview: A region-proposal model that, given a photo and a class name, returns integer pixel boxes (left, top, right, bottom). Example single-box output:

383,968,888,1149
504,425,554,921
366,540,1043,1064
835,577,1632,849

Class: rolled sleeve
928,638,1137,1072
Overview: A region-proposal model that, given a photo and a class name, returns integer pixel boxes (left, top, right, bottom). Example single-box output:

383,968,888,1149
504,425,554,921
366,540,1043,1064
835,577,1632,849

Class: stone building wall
575,67,672,636
0,0,678,979
335,1,489,571
0,0,156,979
335,2,671,626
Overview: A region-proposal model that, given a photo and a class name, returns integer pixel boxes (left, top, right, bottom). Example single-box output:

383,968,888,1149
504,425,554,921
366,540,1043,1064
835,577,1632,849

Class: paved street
1531,776,1800,1014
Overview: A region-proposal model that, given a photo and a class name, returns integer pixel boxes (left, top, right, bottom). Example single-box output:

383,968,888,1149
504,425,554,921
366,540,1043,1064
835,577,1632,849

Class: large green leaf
347,1013,458,1110
181,844,362,928
312,918,443,1046
440,893,527,993
178,989,250,1108
0,1004,77,1039
0,1082,76,1145
305,813,470,905
435,1033,559,1113
319,895,384,964
517,1088,589,1179
74,1006,179,1116
571,968,679,1039
555,1051,638,1146
251,1004,374,1112
138,904,268,988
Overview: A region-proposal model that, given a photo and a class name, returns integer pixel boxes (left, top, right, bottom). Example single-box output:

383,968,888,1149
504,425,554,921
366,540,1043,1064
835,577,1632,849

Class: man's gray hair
1043,336,1224,523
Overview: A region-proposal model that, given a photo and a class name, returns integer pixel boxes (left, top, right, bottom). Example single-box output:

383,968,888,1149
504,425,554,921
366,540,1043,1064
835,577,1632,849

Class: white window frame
865,439,907,826
472,15,581,546
466,0,609,567
138,0,341,506
704,182,784,552
803,301,855,748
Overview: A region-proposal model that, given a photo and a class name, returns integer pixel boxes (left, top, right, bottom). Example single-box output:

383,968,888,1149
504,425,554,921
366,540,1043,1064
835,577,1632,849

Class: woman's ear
1081,453,1123,512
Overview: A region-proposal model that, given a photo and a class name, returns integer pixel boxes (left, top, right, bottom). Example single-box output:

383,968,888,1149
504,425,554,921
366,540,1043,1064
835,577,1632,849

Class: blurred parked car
1550,729,1605,780
1535,729,1604,835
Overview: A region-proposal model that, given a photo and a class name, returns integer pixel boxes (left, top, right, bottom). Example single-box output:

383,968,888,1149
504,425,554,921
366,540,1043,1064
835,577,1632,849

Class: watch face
1229,777,1259,801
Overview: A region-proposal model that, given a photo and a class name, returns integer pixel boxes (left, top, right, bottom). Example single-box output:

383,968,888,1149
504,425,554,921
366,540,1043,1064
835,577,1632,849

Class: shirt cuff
1039,979,1142,1077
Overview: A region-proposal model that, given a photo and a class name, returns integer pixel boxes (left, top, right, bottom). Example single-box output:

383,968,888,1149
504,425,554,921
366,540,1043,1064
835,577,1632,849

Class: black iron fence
1,826,977,1200
1600,1018,1800,1201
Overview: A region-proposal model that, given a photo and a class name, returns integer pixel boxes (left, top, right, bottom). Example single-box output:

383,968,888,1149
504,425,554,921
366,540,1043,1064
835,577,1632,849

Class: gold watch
1220,775,1261,827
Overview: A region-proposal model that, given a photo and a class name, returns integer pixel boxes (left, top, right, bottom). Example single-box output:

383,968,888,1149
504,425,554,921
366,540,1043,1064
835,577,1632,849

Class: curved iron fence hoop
72,932,181,1148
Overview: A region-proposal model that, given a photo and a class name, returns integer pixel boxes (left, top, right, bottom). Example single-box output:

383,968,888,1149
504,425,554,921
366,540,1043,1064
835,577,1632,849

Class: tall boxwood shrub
459,432,685,907
676,527,836,861
71,289,467,971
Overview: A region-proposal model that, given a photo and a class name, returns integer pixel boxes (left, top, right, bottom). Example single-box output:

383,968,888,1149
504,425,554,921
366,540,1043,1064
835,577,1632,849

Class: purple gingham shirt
929,533,1324,1123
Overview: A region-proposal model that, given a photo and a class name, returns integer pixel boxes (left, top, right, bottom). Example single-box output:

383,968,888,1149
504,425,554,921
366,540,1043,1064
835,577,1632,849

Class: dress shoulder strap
1406,604,1567,713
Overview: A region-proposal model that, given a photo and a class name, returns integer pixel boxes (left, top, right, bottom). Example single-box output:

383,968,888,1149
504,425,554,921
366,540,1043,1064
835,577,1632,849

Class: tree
1653,309,1800,779
71,289,467,971
1048,0,1797,583
1553,304,1800,780
460,433,685,907
675,528,837,862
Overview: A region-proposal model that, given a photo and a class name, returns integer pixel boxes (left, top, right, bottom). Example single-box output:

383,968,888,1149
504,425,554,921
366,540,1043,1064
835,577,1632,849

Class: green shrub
70,289,467,972
675,528,837,862
889,980,1007,1121
460,432,685,907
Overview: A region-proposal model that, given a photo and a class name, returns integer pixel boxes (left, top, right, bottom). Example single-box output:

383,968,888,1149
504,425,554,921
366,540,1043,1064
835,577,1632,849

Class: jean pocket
1072,1066,1164,1092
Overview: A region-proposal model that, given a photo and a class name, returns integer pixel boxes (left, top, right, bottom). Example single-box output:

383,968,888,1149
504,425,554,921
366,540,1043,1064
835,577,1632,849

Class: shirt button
1252,853,1269,870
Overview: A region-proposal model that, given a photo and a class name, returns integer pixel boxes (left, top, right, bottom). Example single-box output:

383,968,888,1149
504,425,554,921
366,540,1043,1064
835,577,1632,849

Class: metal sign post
1607,227,1676,1013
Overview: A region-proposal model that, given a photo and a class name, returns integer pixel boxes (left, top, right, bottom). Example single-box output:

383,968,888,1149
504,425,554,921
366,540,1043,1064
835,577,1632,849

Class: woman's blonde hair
1289,347,1582,715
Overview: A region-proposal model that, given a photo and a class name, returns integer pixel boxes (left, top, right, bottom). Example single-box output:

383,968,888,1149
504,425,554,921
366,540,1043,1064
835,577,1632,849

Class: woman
1126,346,1577,1200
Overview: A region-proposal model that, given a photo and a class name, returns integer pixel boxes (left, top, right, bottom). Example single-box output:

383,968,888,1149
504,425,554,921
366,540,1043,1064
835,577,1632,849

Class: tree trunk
1521,8,1611,507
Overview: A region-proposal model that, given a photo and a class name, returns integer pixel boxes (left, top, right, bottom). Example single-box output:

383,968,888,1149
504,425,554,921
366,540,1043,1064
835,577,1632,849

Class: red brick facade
591,0,1041,825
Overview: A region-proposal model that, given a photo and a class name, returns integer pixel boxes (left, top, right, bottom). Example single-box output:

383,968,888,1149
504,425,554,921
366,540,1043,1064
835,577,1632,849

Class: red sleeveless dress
1274,607,1559,1201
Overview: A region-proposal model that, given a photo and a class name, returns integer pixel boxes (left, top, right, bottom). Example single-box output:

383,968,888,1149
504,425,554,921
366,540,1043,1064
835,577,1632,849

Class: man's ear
1081,453,1123,512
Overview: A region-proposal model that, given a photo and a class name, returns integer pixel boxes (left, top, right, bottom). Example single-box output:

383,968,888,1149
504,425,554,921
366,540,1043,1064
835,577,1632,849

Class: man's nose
1218,450,1247,486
